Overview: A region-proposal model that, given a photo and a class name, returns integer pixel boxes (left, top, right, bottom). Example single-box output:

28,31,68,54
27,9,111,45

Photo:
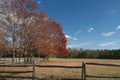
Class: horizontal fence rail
0,60,120,80
86,62,120,67
0,61,35,80
60,78,82,80
86,74,120,78
83,62,120,80
36,65,83,68
0,70,32,73
0,76,33,79
0,64,32,67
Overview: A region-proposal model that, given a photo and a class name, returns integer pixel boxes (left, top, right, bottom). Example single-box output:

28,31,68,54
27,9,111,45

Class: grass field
0,58,120,80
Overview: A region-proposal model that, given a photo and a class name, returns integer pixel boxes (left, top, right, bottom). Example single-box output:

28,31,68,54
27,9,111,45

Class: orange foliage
0,0,67,57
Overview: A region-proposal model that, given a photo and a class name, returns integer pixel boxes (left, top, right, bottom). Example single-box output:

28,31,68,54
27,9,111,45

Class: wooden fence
0,63,35,80
0,60,83,80
35,63,83,80
82,62,120,80
0,60,120,80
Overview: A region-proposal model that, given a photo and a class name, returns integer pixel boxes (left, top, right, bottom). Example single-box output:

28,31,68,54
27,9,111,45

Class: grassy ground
0,58,120,80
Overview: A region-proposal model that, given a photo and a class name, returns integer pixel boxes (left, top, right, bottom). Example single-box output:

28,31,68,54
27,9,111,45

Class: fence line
35,65,82,68
0,60,120,80
86,74,120,78
0,76,33,79
83,62,120,80
0,61,35,80
0,60,83,80
0,70,32,73
0,64,32,67
86,62,120,67
35,61,83,80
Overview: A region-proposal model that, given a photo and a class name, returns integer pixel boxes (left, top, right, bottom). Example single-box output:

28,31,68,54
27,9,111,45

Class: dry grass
36,58,120,80
0,58,120,80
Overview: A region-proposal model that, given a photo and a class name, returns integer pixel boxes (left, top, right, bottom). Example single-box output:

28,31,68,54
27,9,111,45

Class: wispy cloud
67,42,92,48
65,34,77,40
116,25,120,30
74,30,82,35
73,37,77,40
65,35,71,39
112,10,116,13
102,31,116,37
88,27,94,33
99,41,117,47
38,0,42,4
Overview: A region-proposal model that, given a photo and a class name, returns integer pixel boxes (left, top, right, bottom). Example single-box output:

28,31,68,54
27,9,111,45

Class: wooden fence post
81,62,84,80
84,63,86,80
82,62,86,80
32,60,35,80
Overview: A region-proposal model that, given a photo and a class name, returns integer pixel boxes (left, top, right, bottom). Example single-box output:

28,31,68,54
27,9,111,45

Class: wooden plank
86,74,120,78
86,62,120,67
0,64,32,67
35,65,82,68
0,70,32,73
0,76,33,79
39,78,82,80
61,78,82,80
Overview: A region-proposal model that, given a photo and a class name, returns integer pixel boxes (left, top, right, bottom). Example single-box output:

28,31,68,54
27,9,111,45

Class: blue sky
36,0,120,50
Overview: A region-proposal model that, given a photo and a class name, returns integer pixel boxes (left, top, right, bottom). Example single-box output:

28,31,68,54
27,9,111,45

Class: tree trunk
12,52,15,63
0,53,2,60
18,53,20,63
24,52,27,63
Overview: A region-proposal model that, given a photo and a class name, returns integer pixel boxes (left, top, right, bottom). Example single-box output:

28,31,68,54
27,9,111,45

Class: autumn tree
0,0,67,62
30,12,67,58
0,0,37,62
0,26,7,59
0,0,24,62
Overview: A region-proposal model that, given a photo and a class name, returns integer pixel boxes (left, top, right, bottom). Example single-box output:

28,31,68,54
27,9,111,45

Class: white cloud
68,42,92,48
102,31,116,37
65,35,71,39
88,27,94,33
99,41,117,47
116,25,120,30
112,10,116,13
67,45,72,48
74,30,82,35
38,1,42,4
65,34,77,41
73,37,77,40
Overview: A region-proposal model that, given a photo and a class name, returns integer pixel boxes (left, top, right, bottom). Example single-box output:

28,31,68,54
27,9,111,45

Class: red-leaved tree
0,0,67,62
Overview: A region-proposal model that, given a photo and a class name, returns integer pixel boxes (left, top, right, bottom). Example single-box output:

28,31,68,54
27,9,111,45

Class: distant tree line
1,47,120,59
57,48,120,59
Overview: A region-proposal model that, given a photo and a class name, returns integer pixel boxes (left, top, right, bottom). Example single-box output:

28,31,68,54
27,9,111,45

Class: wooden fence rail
0,64,32,67
0,70,32,73
0,75,33,79
0,61,35,80
35,65,82,68
86,74,120,78
0,60,83,80
35,62,83,80
86,62,120,67
83,62,120,80
0,61,120,80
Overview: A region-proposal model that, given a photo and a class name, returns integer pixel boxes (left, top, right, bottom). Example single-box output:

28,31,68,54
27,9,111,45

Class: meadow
0,58,120,80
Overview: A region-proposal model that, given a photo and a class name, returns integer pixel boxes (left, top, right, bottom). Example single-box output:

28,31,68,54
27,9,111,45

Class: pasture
0,58,120,80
